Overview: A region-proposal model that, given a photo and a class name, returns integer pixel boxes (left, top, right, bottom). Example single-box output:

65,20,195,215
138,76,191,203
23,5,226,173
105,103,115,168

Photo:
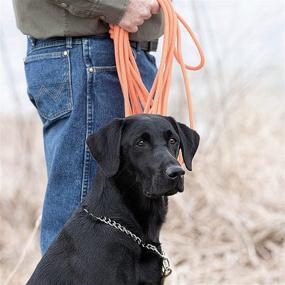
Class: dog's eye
169,138,177,144
136,139,145,147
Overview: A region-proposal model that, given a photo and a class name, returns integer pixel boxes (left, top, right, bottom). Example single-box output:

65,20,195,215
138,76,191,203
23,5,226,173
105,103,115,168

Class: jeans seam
81,75,93,201
27,42,82,55
80,39,93,201
67,49,74,115
24,51,69,63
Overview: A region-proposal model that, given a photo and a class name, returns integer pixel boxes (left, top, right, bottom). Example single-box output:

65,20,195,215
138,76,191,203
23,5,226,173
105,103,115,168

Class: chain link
83,207,172,277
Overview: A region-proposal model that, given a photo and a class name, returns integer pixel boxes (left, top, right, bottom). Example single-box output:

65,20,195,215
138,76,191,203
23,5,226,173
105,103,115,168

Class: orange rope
109,0,205,129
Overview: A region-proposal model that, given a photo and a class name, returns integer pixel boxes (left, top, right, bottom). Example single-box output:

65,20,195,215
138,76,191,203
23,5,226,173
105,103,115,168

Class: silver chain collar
82,207,172,278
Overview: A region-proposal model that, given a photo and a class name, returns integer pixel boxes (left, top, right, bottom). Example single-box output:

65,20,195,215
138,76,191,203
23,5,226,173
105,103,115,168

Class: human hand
118,0,160,33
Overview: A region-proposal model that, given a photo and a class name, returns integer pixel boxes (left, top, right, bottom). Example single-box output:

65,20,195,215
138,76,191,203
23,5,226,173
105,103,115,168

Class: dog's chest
136,251,162,284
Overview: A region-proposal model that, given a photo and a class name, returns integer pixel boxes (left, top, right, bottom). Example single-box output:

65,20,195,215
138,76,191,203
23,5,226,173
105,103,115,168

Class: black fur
27,114,199,285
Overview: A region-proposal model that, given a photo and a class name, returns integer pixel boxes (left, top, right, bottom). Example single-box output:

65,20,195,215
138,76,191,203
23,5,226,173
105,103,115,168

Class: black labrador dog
27,114,199,285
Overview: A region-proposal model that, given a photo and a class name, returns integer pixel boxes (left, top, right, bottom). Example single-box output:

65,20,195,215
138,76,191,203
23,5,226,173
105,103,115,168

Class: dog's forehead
123,115,176,136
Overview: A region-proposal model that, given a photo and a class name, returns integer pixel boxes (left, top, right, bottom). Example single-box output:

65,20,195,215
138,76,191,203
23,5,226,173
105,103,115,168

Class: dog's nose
165,165,185,179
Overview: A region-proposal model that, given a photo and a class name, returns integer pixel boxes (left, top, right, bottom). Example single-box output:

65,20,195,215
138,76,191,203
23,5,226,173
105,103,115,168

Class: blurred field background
1,0,285,284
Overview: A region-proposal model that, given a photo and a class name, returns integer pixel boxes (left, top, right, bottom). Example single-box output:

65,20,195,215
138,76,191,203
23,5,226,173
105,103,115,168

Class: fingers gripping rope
109,0,205,129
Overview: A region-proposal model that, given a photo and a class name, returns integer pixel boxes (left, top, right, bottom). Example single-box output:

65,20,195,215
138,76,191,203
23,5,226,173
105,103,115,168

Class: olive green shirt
12,0,164,41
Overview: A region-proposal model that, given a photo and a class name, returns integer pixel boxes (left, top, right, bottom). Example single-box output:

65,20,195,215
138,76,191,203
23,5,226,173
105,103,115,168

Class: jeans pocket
24,50,73,122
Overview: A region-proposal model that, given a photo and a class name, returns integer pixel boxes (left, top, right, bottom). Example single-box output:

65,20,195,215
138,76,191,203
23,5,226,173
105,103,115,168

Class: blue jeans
24,35,157,254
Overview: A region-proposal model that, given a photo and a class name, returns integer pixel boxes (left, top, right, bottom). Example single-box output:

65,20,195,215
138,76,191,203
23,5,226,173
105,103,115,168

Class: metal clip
162,257,172,277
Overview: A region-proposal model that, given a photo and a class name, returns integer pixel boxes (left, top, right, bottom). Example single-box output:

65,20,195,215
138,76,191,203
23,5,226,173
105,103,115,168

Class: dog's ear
86,118,124,177
166,116,200,171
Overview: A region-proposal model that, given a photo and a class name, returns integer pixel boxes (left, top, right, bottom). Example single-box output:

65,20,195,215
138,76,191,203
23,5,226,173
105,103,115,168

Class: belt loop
66,37,72,49
136,42,142,51
29,36,37,47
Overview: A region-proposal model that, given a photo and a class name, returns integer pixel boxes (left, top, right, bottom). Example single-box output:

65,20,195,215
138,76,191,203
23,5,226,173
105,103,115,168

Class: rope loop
110,0,205,164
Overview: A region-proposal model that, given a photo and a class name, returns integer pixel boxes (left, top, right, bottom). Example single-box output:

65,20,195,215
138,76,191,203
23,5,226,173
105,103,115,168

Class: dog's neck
86,169,168,243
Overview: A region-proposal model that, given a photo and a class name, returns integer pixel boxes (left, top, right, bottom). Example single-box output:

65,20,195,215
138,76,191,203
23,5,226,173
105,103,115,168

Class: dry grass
0,90,284,285
0,115,44,284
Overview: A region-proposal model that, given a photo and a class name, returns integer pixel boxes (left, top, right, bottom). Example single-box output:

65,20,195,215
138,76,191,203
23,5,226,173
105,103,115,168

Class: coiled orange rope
109,0,205,129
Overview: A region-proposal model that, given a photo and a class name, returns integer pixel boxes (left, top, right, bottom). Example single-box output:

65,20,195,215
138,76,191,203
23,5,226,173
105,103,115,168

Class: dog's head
87,114,199,198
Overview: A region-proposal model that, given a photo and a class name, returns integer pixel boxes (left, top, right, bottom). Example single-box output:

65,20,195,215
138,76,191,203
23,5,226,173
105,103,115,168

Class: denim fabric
24,35,157,254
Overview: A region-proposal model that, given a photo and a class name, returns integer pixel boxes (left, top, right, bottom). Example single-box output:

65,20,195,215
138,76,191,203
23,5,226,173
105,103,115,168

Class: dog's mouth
143,175,184,199
144,186,183,198
163,189,179,196
144,191,161,199
143,190,179,199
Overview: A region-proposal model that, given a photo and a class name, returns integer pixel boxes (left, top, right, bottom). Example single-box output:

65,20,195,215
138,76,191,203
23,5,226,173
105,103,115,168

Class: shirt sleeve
50,0,129,24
